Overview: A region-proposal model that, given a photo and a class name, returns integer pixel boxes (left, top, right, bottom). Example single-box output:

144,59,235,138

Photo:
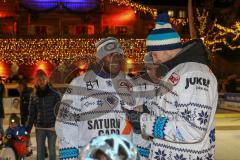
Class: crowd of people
56,13,218,160
0,71,61,159
0,13,237,160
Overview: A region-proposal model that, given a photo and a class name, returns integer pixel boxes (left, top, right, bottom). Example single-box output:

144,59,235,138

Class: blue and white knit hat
146,13,182,51
95,37,124,61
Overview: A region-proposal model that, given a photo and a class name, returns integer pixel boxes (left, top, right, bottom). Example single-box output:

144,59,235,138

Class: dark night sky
132,0,236,8
133,0,189,6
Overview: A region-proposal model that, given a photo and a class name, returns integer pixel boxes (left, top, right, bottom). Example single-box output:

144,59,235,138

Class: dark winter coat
0,83,5,118
26,85,61,132
19,87,33,126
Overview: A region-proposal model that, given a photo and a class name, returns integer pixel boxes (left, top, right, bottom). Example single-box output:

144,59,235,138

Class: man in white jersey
128,13,218,160
56,37,134,160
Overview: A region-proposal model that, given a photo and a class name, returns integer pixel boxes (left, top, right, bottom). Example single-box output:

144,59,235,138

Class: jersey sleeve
140,71,218,143
55,78,84,160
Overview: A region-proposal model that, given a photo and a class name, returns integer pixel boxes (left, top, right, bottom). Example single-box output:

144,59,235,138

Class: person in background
5,113,31,159
225,74,238,93
5,113,22,146
0,77,5,136
18,79,33,126
26,70,61,160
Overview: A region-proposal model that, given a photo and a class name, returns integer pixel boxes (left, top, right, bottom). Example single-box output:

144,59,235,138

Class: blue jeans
36,129,57,160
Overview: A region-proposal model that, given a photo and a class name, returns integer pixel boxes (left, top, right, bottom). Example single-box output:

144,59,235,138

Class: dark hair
35,70,47,78
9,113,20,125
18,79,28,87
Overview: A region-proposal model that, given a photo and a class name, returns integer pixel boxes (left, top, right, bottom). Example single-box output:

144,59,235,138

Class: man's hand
126,110,142,134
133,105,144,112
134,105,151,114
126,105,151,134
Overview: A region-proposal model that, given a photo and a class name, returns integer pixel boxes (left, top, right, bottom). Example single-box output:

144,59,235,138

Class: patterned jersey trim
153,142,215,154
152,117,168,139
176,102,212,110
59,147,79,160
137,146,150,158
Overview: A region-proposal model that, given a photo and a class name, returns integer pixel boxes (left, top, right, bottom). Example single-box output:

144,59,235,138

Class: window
75,25,94,35
115,26,128,35
34,26,47,35
168,10,174,17
87,25,94,35
0,20,16,34
179,10,186,18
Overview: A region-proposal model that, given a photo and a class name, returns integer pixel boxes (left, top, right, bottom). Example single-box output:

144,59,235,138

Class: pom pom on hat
156,13,170,24
146,13,182,52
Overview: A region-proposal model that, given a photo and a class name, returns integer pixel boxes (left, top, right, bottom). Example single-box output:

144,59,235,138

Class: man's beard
102,63,121,77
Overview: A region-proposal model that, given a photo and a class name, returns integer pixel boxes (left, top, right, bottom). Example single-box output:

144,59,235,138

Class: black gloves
126,110,142,134
142,104,151,114
126,105,150,134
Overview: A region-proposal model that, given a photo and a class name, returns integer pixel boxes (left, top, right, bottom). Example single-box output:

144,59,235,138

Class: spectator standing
225,74,238,92
0,77,5,135
26,70,61,160
18,79,33,126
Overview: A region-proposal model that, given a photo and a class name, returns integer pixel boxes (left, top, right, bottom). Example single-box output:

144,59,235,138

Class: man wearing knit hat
56,37,134,160
95,37,124,76
128,13,218,160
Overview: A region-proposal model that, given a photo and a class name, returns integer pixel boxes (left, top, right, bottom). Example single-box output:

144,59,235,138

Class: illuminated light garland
214,22,240,43
196,9,209,37
170,18,188,26
0,38,146,65
108,0,188,25
196,9,240,52
0,38,191,65
109,0,157,17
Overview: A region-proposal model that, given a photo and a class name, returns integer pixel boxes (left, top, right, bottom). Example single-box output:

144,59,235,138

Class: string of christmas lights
109,0,157,17
0,38,147,65
196,9,240,52
108,0,188,26
170,18,188,26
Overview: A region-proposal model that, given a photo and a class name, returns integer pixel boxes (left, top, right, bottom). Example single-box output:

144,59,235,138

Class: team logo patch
106,80,112,87
104,42,116,51
185,77,210,89
168,73,180,86
119,80,133,91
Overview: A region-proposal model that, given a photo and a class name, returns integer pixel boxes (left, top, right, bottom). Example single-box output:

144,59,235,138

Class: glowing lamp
22,0,98,12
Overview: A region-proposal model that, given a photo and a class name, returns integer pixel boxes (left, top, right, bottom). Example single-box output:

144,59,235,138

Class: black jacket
0,83,5,118
26,85,61,132
163,39,210,70
20,87,33,126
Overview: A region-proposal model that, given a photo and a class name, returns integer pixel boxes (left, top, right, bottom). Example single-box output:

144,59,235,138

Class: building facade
0,0,194,37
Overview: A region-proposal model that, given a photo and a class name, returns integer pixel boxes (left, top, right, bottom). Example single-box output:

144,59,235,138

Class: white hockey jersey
140,61,218,160
55,72,134,160
132,73,176,160
132,76,157,160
